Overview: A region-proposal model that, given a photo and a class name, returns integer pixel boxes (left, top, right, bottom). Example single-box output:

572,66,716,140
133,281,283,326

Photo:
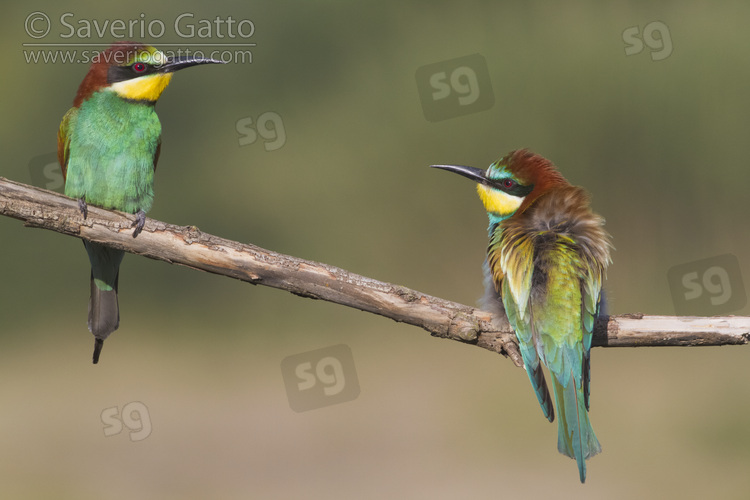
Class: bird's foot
78,198,88,219
132,210,146,238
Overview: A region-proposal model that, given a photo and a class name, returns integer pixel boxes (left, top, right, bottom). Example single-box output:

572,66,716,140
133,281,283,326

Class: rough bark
2,177,747,367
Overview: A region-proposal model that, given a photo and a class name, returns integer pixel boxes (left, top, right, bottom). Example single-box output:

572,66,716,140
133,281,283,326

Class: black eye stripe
107,62,159,83
490,178,534,197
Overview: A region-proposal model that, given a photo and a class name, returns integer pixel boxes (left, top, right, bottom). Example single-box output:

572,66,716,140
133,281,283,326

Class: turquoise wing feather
492,189,608,483
490,228,554,423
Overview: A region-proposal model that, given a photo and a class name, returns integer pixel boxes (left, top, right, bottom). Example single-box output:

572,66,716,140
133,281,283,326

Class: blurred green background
2,1,750,498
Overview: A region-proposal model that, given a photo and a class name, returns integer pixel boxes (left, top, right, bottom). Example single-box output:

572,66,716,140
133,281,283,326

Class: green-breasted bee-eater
432,149,612,483
58,41,224,363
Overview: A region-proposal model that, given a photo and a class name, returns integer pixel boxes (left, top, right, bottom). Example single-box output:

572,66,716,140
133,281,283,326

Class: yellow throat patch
109,73,173,102
477,183,524,216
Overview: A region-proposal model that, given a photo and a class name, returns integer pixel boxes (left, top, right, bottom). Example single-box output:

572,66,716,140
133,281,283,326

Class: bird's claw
132,210,146,238
78,198,88,219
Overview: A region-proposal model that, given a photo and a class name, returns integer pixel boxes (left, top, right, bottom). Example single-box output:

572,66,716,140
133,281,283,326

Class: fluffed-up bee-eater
58,41,224,363
432,149,612,483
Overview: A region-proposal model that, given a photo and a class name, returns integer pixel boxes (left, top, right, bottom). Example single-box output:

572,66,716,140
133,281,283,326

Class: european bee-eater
432,149,612,483
58,41,223,363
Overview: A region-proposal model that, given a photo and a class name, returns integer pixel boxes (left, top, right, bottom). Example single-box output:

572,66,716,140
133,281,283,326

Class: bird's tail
84,241,124,364
551,370,601,483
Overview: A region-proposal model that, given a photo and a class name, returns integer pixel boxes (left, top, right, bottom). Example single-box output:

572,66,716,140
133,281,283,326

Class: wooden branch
1,177,748,367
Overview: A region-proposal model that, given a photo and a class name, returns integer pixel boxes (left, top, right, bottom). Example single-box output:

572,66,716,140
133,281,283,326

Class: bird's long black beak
158,56,226,73
430,164,490,186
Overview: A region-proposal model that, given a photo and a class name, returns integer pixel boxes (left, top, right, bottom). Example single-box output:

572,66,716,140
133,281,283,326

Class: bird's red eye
132,62,147,73
502,179,515,189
